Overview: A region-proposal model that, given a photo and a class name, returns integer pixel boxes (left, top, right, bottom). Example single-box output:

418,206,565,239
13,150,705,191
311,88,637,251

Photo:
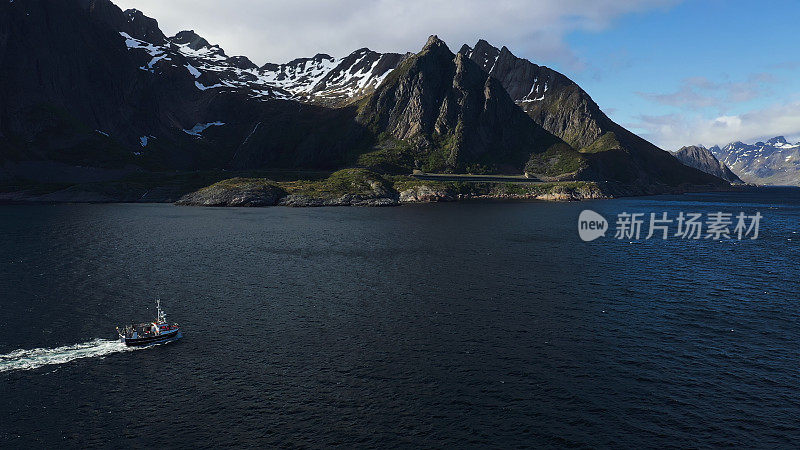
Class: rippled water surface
1,188,799,447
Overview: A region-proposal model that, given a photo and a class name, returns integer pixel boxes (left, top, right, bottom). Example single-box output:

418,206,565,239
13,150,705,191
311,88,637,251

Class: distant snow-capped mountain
120,19,409,104
710,136,800,186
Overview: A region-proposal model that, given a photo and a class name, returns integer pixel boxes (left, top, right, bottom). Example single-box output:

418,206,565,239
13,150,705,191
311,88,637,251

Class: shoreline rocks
278,194,399,207
175,178,286,206
398,185,455,203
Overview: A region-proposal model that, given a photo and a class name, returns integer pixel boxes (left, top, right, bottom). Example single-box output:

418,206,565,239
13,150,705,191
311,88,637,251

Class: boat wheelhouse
117,300,182,347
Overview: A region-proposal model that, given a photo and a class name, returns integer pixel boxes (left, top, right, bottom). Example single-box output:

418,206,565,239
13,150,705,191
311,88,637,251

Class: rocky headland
173,168,610,207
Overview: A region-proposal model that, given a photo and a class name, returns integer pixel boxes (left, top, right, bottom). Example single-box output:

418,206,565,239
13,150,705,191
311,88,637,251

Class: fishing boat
117,300,182,347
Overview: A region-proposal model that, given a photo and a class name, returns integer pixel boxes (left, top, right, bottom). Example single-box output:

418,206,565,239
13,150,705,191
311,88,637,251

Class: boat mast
156,298,166,324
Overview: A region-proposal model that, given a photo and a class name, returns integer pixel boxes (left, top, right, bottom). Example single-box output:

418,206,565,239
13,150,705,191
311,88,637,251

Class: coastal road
411,173,548,184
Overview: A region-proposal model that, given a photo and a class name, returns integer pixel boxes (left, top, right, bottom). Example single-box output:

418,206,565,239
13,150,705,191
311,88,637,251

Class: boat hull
121,330,182,347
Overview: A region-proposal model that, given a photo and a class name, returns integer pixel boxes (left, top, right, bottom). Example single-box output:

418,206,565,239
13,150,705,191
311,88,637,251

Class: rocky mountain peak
458,39,603,146
677,145,707,154
122,9,166,44
171,30,213,51
227,55,257,70
767,136,788,145
474,39,498,55
674,145,742,184
457,38,723,186
357,36,570,175
422,35,450,54
274,53,335,69
461,39,500,68
76,0,167,45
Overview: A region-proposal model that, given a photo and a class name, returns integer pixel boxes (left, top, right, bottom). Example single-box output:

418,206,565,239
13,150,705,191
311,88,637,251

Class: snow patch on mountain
195,81,223,91
119,32,172,72
116,16,405,105
183,122,225,136
185,64,201,78
175,44,223,61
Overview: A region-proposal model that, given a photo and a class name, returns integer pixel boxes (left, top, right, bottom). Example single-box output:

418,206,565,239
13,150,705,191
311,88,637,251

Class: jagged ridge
355,36,579,176
458,40,725,187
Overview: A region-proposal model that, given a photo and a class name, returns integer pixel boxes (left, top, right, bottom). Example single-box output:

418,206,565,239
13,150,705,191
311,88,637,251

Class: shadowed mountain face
459,40,605,149
458,40,725,187
0,0,194,167
356,36,577,175
674,146,743,184
0,0,726,191
0,0,371,171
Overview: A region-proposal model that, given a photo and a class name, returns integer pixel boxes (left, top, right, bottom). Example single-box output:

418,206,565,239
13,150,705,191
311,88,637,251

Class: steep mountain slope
0,0,566,177
673,146,743,184
356,36,579,176
711,137,800,185
458,40,724,187
459,40,604,149
0,0,376,172
0,0,196,167
1,0,728,196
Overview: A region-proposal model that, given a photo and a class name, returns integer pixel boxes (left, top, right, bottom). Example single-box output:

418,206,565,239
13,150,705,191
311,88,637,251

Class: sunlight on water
0,339,138,373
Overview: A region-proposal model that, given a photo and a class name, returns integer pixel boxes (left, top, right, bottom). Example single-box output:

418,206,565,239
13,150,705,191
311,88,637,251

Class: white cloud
637,73,778,110
629,100,800,150
113,0,679,67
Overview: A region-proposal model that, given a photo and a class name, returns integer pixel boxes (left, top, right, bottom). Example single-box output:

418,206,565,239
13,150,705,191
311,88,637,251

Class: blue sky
557,0,800,148
117,0,800,150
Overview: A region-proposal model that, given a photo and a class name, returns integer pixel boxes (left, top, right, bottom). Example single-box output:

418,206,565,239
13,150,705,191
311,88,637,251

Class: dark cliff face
0,0,369,171
0,0,281,170
674,146,743,184
459,40,726,187
77,0,163,44
460,40,606,149
1,0,168,166
357,36,574,174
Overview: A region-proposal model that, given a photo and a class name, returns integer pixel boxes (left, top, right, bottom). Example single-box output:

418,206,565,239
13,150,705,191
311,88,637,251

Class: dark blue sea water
1,188,799,447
